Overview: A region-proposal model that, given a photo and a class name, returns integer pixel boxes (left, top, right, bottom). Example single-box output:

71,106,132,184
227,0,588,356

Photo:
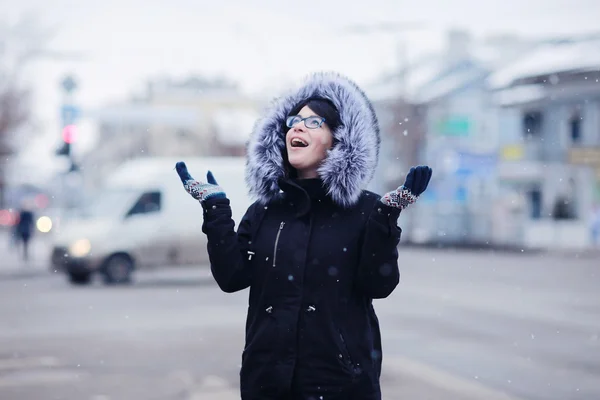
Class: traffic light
62,124,77,144
55,124,77,157
55,141,70,157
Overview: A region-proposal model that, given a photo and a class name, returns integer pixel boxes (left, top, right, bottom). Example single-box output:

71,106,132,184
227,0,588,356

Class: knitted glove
381,165,432,210
175,161,226,203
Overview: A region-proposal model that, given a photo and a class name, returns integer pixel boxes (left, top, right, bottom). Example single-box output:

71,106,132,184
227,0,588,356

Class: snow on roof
366,46,504,104
368,59,490,104
413,67,487,104
366,36,567,104
366,55,449,103
492,84,547,107
488,39,600,89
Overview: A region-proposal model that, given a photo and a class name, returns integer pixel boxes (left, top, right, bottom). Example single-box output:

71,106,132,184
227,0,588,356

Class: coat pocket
244,304,279,358
334,325,362,377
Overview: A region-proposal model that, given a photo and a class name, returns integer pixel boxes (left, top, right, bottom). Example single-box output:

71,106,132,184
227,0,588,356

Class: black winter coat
201,177,401,399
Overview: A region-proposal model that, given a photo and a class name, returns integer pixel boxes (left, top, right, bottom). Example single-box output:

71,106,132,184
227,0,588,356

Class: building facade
491,37,600,249
79,76,264,189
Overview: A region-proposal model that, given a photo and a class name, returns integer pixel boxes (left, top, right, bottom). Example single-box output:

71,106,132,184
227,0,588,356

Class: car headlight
36,216,53,233
69,239,91,258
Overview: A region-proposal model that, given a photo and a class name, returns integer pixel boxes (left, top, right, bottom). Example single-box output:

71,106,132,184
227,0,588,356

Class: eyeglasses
286,115,326,129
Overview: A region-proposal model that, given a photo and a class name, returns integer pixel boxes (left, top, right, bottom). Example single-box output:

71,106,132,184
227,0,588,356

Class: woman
176,72,432,399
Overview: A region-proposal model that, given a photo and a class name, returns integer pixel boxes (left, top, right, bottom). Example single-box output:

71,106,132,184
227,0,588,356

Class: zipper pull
279,222,285,230
247,251,255,260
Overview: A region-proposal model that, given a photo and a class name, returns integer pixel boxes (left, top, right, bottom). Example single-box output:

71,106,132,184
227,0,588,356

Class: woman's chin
288,158,308,170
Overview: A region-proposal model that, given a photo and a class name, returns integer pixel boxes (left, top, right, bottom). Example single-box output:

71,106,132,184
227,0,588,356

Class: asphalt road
0,248,598,400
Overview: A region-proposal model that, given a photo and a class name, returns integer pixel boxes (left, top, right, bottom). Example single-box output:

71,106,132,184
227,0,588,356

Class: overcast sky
2,0,600,183
5,0,600,104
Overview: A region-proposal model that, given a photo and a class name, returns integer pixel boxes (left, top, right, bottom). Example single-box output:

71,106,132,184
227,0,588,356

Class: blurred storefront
369,32,600,250
369,30,513,246
491,37,600,250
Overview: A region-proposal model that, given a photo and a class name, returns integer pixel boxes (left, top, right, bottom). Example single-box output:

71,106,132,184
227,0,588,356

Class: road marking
182,358,525,400
0,356,521,399
0,356,60,370
384,356,525,400
0,369,86,388
187,375,237,400
188,391,238,400
0,355,86,388
199,374,231,389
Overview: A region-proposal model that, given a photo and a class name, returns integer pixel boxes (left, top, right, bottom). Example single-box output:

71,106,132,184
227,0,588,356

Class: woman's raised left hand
380,166,432,210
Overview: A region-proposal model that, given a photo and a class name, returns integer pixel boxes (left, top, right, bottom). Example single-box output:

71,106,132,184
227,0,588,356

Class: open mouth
291,138,309,148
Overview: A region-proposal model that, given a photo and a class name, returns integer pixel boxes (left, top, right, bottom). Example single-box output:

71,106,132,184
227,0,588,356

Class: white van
50,156,252,285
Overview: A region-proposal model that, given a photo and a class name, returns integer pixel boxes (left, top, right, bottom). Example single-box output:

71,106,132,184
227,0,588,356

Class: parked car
50,156,251,285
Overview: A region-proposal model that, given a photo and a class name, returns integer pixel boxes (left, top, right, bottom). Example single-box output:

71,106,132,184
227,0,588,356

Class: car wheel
101,254,134,285
68,270,92,285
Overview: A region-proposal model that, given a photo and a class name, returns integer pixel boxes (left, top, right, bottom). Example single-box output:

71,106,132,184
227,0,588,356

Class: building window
552,196,576,219
552,178,577,220
528,188,542,219
569,112,582,143
522,111,542,137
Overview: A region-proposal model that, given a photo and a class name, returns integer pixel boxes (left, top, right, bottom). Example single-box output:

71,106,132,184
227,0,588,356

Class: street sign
61,105,80,126
501,145,524,161
455,186,468,203
456,151,497,177
568,147,600,166
435,116,471,137
61,75,78,93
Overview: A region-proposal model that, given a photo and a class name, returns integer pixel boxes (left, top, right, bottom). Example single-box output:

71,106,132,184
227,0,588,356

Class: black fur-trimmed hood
246,72,380,208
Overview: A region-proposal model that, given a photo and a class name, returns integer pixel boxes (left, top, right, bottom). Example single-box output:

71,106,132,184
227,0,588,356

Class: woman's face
285,106,334,179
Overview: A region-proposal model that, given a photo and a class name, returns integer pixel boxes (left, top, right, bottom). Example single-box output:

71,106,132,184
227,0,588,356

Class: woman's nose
292,124,306,133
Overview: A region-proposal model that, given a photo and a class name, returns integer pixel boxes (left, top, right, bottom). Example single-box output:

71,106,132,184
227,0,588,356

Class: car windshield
80,189,137,219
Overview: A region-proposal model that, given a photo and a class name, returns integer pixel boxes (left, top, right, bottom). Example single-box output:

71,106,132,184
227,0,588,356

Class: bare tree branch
0,87,30,155
0,14,55,206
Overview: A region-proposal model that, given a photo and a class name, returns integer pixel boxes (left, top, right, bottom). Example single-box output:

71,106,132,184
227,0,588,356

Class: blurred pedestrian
176,72,432,399
14,199,35,261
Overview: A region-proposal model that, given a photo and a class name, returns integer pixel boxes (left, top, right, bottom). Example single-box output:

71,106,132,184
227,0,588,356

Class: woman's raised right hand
175,161,226,203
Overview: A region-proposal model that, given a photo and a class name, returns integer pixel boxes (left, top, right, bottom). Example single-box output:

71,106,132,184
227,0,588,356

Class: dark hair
283,97,342,134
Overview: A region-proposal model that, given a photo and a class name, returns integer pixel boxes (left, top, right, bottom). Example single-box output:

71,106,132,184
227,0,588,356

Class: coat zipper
272,222,285,267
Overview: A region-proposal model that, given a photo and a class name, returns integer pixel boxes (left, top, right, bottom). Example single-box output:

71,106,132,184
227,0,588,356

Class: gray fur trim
245,72,380,208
